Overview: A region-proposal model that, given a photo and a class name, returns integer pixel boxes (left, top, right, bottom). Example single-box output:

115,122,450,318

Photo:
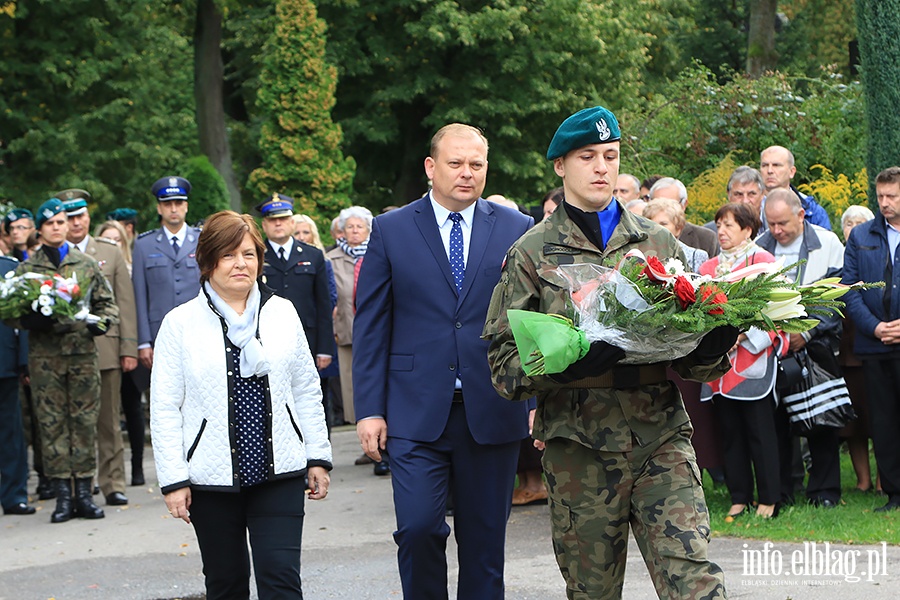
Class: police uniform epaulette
0,254,19,266
137,229,158,239
95,237,119,246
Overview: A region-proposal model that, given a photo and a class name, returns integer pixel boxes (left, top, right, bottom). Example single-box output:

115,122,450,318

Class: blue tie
449,212,465,293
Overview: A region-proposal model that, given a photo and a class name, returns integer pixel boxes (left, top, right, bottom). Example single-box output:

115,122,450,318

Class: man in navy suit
132,176,201,370
353,123,534,599
258,193,332,368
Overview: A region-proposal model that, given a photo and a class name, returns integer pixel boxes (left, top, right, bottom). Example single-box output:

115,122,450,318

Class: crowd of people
0,104,896,599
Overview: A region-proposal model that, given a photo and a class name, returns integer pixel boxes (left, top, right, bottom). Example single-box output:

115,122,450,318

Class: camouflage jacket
482,201,730,452
15,246,119,357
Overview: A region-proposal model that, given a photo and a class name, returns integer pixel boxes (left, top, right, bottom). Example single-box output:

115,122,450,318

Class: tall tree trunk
856,0,900,207
194,0,241,211
746,0,778,77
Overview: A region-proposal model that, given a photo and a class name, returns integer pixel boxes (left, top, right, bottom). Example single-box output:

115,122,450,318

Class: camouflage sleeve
483,245,561,401
89,261,119,325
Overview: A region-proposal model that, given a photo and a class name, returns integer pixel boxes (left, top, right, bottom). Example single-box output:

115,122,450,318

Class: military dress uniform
132,225,201,348
16,241,118,520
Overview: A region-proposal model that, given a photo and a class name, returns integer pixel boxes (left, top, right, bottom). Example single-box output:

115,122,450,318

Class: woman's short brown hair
196,211,266,283
714,202,761,238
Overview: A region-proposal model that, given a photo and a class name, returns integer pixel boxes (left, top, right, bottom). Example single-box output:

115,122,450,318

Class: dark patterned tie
278,246,286,264
171,237,180,255
448,212,464,293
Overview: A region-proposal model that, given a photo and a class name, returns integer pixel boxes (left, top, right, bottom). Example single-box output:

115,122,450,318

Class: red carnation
641,256,670,283
700,284,728,315
673,276,696,310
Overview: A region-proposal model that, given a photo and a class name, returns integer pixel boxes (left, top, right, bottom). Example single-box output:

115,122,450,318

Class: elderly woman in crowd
840,204,879,493
642,197,709,271
151,211,331,599
326,206,387,475
699,202,785,519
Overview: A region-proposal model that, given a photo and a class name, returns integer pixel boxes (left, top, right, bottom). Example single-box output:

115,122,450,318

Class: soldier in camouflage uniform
482,107,736,599
13,199,118,523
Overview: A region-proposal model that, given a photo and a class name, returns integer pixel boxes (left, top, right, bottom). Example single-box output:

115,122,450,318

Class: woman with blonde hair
292,214,325,251
94,220,133,272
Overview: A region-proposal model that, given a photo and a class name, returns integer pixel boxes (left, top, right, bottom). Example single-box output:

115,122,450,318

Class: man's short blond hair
430,124,489,159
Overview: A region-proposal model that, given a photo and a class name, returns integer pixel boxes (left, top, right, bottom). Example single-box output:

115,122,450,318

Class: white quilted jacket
150,289,332,492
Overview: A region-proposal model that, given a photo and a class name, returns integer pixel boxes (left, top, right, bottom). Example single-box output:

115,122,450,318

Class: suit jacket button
455,322,462,329
449,364,455,371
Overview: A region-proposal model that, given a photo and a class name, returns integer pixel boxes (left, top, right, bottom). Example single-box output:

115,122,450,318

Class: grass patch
705,446,900,545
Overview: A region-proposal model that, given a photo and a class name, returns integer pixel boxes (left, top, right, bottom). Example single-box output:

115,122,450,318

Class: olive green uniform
15,248,118,479
483,203,729,599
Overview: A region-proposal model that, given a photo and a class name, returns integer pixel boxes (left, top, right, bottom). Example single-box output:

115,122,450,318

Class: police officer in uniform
132,176,201,370
12,198,118,523
61,190,138,506
258,194,333,369
483,106,736,599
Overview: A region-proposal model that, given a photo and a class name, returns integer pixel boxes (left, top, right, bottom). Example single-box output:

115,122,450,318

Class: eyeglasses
8,225,34,232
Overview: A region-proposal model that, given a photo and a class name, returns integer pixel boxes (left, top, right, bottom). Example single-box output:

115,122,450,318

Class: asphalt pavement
3,427,900,599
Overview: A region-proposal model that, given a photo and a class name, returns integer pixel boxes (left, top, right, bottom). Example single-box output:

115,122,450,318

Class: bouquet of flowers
509,250,881,373
0,271,98,323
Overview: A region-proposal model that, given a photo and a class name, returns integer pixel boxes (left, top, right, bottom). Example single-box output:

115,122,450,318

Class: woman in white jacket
151,211,332,599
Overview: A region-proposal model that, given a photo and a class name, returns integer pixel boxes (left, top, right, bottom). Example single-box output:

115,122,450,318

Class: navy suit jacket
353,197,533,445
132,226,201,346
263,240,333,358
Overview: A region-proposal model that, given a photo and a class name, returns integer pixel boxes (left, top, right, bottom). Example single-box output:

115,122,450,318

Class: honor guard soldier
10,198,118,523
4,209,36,262
483,106,734,598
258,194,333,369
60,189,139,507
132,176,201,370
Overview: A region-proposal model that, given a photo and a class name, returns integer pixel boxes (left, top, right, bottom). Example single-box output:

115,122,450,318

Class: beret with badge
546,105,621,160
255,193,294,219
35,198,66,229
151,176,191,202
4,208,35,234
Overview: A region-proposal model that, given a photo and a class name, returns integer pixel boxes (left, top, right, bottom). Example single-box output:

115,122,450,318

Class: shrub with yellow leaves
685,154,739,226
797,165,868,237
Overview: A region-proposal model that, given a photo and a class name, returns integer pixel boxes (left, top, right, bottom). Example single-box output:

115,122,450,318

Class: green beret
107,208,138,221
4,208,35,233
546,106,621,160
35,198,65,229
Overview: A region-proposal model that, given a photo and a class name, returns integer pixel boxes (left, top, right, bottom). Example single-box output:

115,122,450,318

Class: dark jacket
842,215,898,355
263,240,333,358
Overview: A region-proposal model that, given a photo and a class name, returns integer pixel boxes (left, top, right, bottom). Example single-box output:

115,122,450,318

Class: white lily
760,295,808,321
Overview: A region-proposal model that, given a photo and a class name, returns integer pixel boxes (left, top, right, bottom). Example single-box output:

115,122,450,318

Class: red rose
641,256,669,283
673,276,696,309
700,284,728,315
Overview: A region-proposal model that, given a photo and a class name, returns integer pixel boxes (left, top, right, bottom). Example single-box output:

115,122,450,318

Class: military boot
36,474,57,500
73,478,105,519
50,478,74,523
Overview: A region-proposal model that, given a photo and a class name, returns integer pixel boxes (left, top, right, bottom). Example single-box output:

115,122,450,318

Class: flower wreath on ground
0,271,99,323
508,249,881,373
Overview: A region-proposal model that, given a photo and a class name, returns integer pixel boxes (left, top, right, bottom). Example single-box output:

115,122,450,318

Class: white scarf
204,281,270,378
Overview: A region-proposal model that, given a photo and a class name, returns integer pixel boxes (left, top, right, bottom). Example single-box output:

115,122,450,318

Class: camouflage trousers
542,426,726,599
30,352,101,479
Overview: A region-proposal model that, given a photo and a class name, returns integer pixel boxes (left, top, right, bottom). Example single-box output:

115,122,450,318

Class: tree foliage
246,0,354,228
318,0,667,209
0,1,196,218
855,0,900,205
620,64,865,191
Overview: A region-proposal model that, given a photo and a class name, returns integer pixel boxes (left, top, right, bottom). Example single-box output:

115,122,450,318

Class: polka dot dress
231,345,268,487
